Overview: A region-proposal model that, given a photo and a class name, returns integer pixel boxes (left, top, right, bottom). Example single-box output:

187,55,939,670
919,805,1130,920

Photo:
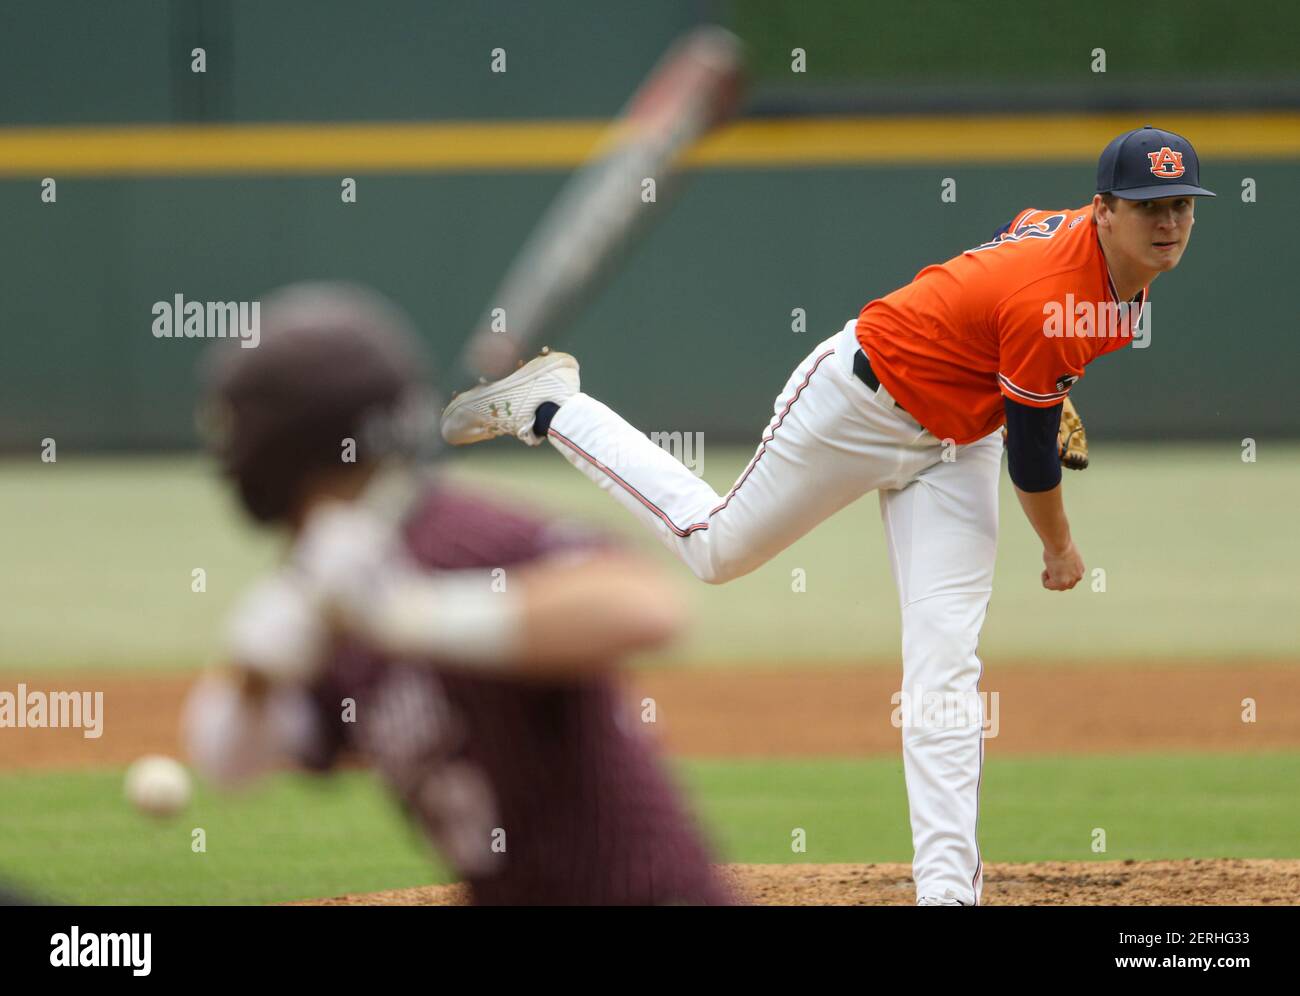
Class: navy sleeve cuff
1004,397,1063,492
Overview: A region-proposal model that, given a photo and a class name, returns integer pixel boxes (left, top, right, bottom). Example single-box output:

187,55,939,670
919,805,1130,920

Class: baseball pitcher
439,126,1215,904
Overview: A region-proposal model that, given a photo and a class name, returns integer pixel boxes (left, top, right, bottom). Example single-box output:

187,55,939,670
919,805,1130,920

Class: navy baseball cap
1096,125,1216,200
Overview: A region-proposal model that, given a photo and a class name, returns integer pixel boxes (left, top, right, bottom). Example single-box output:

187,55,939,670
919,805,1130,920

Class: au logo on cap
1147,147,1186,179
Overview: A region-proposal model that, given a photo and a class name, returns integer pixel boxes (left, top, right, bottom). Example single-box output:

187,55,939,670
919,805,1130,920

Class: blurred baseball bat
452,24,745,383
357,27,743,528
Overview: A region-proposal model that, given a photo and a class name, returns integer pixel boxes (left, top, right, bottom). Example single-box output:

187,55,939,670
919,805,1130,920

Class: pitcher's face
1106,195,1197,272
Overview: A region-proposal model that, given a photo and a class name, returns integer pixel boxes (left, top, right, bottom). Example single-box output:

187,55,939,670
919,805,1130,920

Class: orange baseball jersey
856,204,1146,445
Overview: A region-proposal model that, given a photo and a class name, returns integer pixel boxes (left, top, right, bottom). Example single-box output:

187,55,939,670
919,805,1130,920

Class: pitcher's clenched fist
1042,540,1086,591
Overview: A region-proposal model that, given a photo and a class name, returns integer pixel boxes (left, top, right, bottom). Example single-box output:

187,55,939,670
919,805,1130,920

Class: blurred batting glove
290,500,412,641
225,571,329,684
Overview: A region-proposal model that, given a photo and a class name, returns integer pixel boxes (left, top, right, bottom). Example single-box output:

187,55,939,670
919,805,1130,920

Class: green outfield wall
1,1,1296,448
2,159,1294,448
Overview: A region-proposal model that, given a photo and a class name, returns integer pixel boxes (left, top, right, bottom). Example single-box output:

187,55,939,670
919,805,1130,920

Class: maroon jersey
306,482,730,906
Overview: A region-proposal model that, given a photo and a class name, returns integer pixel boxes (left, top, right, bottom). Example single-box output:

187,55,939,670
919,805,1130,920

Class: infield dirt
2,662,1297,769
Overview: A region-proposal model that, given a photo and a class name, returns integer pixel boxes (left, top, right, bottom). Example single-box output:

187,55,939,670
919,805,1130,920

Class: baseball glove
1058,396,1088,470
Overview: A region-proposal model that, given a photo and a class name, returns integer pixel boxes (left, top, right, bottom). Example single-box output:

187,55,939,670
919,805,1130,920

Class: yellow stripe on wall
0,121,608,176
688,112,1300,165
0,112,1296,177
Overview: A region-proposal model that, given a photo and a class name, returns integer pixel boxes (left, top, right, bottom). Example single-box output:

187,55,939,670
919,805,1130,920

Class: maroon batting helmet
198,282,438,524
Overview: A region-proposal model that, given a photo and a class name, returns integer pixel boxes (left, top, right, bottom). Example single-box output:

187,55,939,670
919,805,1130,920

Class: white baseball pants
547,319,1003,905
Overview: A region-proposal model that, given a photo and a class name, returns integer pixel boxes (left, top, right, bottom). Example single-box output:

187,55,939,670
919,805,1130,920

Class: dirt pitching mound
292,859,1300,906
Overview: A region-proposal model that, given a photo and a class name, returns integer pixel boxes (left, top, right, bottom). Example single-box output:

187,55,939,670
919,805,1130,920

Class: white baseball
124,754,192,817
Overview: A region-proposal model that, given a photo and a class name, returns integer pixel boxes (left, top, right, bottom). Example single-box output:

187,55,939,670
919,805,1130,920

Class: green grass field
3,447,1297,903
3,754,1298,904
4,444,1299,671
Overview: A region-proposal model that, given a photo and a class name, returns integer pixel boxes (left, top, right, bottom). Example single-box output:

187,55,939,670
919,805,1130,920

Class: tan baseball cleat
440,348,580,447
